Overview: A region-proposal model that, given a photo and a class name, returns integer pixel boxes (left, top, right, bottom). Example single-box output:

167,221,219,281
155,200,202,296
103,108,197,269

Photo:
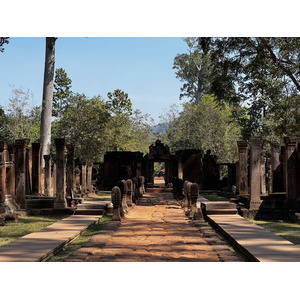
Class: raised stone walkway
66,193,241,262
0,215,102,262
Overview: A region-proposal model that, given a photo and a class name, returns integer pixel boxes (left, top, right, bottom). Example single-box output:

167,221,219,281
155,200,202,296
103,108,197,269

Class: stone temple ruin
2,135,300,225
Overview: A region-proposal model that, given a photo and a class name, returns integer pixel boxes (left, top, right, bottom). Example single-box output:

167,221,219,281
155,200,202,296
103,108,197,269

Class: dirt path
66,193,240,262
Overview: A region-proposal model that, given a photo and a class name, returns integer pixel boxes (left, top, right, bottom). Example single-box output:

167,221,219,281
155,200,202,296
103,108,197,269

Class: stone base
238,208,289,220
53,202,67,209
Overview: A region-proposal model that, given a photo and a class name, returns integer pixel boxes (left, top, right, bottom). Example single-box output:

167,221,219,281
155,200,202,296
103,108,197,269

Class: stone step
74,209,104,215
205,209,238,215
147,188,173,193
25,198,54,209
203,201,237,210
77,204,107,210
28,208,75,216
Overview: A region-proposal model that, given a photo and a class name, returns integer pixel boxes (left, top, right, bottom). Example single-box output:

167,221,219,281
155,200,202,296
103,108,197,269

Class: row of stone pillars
0,138,94,212
237,136,300,211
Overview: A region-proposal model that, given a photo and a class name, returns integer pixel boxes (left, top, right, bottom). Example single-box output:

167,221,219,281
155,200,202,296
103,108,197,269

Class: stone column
270,141,281,193
81,162,87,193
25,147,32,195
54,138,66,209
284,137,298,209
87,162,93,191
0,141,7,214
237,141,248,196
178,159,183,180
260,157,266,195
44,155,51,196
52,160,57,196
31,142,41,195
249,137,262,209
66,142,75,197
126,179,133,206
15,139,30,209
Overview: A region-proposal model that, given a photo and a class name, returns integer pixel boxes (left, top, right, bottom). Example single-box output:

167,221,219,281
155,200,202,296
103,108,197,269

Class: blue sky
0,37,189,124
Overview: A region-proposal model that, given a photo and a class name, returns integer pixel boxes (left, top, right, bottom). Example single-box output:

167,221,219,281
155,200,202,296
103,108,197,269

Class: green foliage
52,93,111,162
52,68,73,117
0,37,9,53
0,87,41,143
159,95,241,163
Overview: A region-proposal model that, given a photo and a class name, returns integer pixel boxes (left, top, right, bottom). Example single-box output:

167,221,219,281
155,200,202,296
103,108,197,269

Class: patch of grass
48,214,113,262
85,191,111,201
0,215,65,247
201,193,227,202
250,219,300,247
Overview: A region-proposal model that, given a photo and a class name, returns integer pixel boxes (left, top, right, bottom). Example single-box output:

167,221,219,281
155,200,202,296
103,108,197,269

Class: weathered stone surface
237,141,248,196
111,186,122,221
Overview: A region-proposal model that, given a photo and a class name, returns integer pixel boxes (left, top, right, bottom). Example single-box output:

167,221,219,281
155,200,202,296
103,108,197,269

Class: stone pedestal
31,142,41,195
284,137,299,209
15,139,30,209
66,143,75,197
249,137,262,209
87,162,93,191
54,139,66,209
81,162,87,193
237,141,248,196
44,155,51,196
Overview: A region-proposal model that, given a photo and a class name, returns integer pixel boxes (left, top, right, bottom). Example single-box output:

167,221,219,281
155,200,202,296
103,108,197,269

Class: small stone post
237,141,248,196
87,162,93,191
284,137,299,209
81,162,87,194
132,177,139,204
121,179,128,213
15,139,30,209
44,155,51,196
66,142,75,197
126,179,133,206
182,180,190,208
111,186,122,221
249,137,262,210
31,142,41,195
54,138,66,209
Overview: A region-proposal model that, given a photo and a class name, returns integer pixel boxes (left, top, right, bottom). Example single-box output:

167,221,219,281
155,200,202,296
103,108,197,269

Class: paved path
208,214,300,262
66,193,241,262
0,215,101,262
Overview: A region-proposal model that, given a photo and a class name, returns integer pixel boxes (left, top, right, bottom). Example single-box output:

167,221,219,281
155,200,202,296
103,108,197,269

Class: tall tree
40,37,57,168
52,68,73,117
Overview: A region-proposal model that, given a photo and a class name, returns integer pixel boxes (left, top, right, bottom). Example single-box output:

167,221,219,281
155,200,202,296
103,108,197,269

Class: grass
250,219,300,247
200,193,227,202
0,215,65,247
84,191,111,201
48,214,113,262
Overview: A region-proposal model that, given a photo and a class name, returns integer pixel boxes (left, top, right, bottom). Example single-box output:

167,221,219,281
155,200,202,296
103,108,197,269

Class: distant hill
151,122,169,135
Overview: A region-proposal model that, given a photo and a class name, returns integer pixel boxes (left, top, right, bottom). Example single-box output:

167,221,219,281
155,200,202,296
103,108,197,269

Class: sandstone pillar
25,147,31,195
87,162,93,191
66,143,75,197
126,179,133,206
270,141,282,193
260,157,266,195
111,186,122,221
54,138,66,209
249,137,262,209
44,155,51,196
31,142,41,195
81,162,87,193
15,139,30,209
178,159,183,180
284,137,298,209
52,160,56,196
237,141,248,196
0,142,6,214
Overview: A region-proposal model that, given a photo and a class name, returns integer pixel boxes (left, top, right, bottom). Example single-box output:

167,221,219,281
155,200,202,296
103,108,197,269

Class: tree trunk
40,37,57,168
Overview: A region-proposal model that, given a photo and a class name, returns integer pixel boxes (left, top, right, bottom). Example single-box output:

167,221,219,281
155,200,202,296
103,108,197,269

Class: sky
0,37,188,124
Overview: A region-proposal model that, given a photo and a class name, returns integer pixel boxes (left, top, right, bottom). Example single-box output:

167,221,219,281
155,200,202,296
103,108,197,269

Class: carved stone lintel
237,141,248,150
250,137,262,150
